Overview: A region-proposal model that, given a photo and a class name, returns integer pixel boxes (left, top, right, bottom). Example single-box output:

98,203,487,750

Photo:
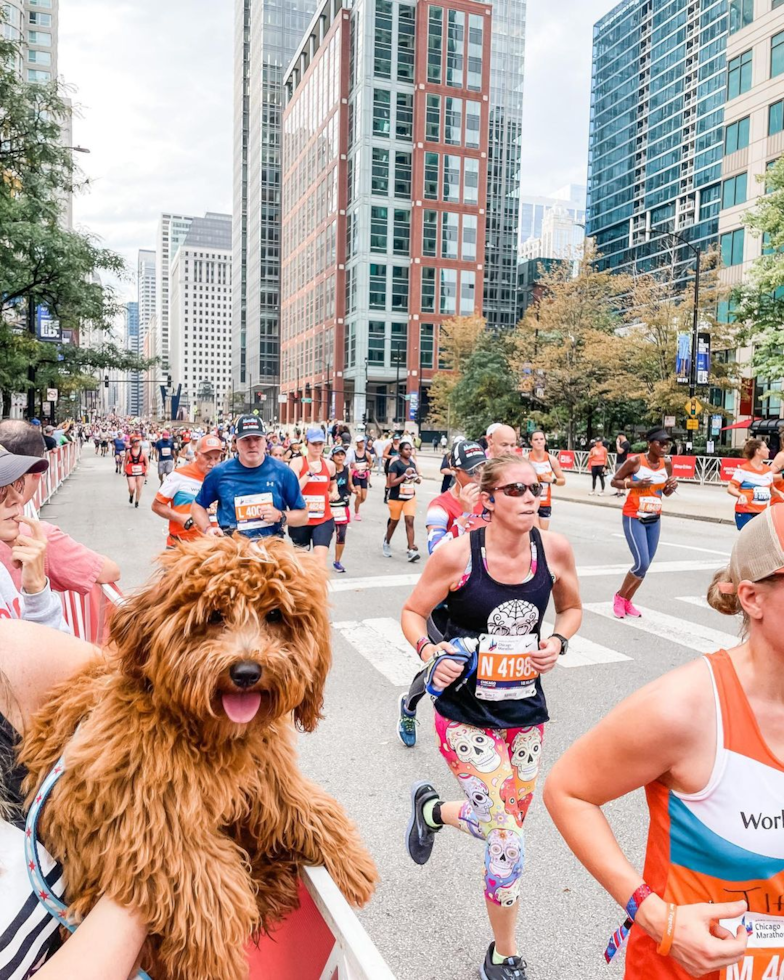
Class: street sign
686,418,699,430
711,414,722,434
664,415,676,427
46,388,58,403
278,394,288,404
302,397,313,404
684,398,703,417
707,440,715,454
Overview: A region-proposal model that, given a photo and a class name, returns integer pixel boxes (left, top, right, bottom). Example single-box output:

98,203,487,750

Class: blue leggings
735,511,758,531
622,515,661,578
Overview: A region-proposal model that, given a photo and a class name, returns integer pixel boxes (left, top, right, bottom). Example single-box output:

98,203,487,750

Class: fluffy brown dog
20,534,378,980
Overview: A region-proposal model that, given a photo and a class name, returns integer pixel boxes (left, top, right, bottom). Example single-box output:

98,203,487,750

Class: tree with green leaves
447,332,526,438
0,29,151,415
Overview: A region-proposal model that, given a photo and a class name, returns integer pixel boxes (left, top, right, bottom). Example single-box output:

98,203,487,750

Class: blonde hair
479,453,538,497
707,567,751,638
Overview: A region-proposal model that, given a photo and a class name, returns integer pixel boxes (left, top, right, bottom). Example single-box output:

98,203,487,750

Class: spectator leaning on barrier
42,427,57,452
0,421,121,595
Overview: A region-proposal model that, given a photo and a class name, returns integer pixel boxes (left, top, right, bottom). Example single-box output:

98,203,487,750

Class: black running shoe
480,944,528,980
405,781,441,866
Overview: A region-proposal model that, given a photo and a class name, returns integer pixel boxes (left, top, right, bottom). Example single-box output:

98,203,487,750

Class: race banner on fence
670,456,697,480
558,451,575,470
720,457,741,483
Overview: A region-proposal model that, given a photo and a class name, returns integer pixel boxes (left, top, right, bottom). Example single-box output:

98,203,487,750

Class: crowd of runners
1,410,784,980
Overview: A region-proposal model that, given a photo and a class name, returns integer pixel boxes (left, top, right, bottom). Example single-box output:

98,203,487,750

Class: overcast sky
59,0,614,304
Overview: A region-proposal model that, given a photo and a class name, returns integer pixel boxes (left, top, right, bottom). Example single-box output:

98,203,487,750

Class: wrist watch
183,517,194,531
279,512,287,528
550,633,569,656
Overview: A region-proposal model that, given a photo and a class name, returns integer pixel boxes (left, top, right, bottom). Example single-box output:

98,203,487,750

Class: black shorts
288,519,335,550
353,476,368,489
539,506,552,519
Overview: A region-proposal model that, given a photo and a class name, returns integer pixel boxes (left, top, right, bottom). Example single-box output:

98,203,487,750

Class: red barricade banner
558,451,575,470
670,455,696,480
720,458,741,483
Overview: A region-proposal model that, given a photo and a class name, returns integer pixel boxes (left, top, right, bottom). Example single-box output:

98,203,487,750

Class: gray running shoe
405,781,441,865
480,944,528,980
382,539,392,557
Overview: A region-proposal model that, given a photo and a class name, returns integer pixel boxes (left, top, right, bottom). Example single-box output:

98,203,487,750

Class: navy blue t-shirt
156,438,175,461
195,456,306,537
113,438,126,454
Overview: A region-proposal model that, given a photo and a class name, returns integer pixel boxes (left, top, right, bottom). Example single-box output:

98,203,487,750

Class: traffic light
362,412,367,424
104,375,109,388
166,374,172,388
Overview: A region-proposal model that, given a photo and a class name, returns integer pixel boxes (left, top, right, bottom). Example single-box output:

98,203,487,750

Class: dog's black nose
229,661,262,688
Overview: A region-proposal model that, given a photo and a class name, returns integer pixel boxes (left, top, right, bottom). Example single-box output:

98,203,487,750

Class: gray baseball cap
0,444,49,487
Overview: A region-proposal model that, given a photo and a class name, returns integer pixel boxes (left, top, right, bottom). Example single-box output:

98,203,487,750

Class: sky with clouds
59,0,615,303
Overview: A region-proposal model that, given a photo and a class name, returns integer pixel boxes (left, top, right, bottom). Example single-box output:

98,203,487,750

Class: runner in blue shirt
191,415,308,538
155,431,176,485
112,434,127,475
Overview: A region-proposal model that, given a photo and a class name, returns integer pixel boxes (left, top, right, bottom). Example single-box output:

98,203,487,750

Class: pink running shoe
624,598,642,618
612,593,626,619
354,512,362,521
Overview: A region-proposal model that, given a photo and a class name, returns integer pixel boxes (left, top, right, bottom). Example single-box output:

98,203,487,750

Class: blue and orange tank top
622,455,668,521
529,454,554,508
626,650,784,980
730,462,777,516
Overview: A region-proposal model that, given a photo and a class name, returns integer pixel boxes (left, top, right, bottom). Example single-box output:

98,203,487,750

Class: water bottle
425,636,479,697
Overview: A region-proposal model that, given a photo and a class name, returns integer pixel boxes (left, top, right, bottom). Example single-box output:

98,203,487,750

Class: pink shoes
613,594,642,619
354,512,362,521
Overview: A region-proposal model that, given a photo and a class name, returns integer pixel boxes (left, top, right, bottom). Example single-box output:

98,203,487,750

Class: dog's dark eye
208,610,224,625
265,609,282,623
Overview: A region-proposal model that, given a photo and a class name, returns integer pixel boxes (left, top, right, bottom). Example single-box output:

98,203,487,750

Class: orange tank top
626,651,784,980
622,455,668,520
299,458,333,526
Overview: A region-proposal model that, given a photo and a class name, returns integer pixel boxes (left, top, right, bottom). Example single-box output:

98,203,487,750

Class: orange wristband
656,903,678,957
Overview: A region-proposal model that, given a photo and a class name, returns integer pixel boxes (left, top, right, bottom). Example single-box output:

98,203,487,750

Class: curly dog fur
20,534,378,980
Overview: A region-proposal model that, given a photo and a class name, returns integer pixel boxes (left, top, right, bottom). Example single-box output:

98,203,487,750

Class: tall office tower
135,249,155,416
156,213,195,376
481,0,527,330
124,302,140,416
718,1,784,422
519,184,586,244
3,0,59,80
279,0,491,426
587,0,729,280
168,214,233,420
231,0,319,420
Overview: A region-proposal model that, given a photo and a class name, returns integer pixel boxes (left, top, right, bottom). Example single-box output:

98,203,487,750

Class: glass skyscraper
587,0,728,279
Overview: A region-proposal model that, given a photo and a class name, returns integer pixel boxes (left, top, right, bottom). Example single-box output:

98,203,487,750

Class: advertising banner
696,333,711,385
720,457,741,483
670,456,696,480
408,391,419,422
36,306,62,342
676,333,691,384
558,451,575,470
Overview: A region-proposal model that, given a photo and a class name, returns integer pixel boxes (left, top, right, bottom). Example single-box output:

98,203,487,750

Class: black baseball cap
235,415,267,440
646,427,675,444
450,440,487,473
0,444,49,486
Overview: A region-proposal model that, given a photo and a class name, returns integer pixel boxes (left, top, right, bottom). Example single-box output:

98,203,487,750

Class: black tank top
437,525,552,729
334,467,351,505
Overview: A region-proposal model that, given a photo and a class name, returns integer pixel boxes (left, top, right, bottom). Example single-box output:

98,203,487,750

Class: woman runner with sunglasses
401,455,581,980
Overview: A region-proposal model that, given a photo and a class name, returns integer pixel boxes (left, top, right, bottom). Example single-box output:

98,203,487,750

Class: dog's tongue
221,692,262,724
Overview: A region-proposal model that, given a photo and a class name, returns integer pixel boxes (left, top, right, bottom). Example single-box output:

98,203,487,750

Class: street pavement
43,451,742,980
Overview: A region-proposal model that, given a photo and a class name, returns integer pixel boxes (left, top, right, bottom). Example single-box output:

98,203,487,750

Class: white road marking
676,595,709,609
612,534,731,558
583,602,741,653
332,617,423,686
330,573,423,593
542,621,631,668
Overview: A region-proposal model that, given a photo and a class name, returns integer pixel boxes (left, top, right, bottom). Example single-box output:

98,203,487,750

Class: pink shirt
0,521,104,595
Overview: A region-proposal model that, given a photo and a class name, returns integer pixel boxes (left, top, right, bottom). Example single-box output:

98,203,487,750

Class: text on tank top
300,458,333,524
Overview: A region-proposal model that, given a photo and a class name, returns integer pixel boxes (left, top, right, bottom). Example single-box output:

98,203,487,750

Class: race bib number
400,481,416,499
332,503,348,524
234,492,274,530
476,634,539,702
160,447,171,457
753,486,772,504
637,495,662,519
720,914,784,979
305,494,325,520
131,464,143,476
354,460,368,475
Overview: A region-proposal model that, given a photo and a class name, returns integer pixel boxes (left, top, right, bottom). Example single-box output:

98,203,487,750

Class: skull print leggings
434,711,545,906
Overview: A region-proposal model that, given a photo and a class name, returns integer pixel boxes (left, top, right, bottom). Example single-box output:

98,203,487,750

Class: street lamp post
392,341,405,426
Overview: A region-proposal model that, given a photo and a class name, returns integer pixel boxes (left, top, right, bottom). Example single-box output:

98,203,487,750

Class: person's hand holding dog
11,515,48,595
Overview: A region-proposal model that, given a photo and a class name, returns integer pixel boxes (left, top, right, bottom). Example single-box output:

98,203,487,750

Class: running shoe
397,693,417,748
129,493,134,505
134,501,139,509
612,593,626,619
624,598,642,617
589,490,596,496
407,549,421,563
333,561,346,573
354,512,362,521
383,540,392,558
405,781,441,865
480,944,528,980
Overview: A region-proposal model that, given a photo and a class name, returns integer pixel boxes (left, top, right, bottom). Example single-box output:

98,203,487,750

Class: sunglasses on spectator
0,477,26,503
488,482,543,498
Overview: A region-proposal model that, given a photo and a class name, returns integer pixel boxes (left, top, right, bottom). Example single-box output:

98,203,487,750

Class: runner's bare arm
551,456,566,486
191,501,218,535
152,498,188,526
610,455,641,490
531,532,581,672
401,537,471,652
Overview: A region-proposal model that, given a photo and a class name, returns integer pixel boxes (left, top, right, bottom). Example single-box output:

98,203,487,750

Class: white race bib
718,914,784,980
131,464,143,476
476,634,539,702
753,486,772,504
160,447,171,457
332,504,348,524
400,481,416,499
305,494,325,520
637,495,662,519
234,492,274,530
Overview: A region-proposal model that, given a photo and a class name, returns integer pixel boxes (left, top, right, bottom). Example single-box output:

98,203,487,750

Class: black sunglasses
489,482,543,498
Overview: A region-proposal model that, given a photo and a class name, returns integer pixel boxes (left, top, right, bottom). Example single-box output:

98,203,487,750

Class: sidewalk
412,453,735,525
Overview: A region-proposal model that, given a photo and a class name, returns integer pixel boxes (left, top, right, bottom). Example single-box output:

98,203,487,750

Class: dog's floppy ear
294,633,331,733
107,591,152,682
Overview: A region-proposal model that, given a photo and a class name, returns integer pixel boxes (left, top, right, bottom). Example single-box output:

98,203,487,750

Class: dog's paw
329,848,379,908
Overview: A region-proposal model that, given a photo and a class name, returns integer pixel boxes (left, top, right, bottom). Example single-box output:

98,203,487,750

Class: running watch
550,633,569,656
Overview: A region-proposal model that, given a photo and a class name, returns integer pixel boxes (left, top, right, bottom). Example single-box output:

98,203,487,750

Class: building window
444,97,462,145
462,214,478,261
424,152,439,199
467,15,483,91
394,151,412,198
771,100,784,135
29,0,53,6
724,116,750,153
428,6,443,84
27,49,51,64
28,30,51,45
393,209,410,255
442,212,459,259
722,172,747,208
727,50,752,98
446,9,464,87
460,271,476,314
373,89,391,137
370,264,387,308
465,101,481,149
729,0,753,33
422,267,436,312
426,94,441,142
398,5,415,82
463,157,480,205
374,0,393,79
345,321,356,368
369,320,386,364
440,269,457,314
27,68,50,81
391,321,407,363
391,266,409,311
371,206,388,252
420,323,434,370
443,155,461,202
720,228,745,266
774,31,784,78
423,210,438,257
396,92,413,141
372,147,389,194
28,11,51,24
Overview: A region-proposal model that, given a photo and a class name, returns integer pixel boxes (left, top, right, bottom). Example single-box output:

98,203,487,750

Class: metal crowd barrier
532,449,742,486
30,440,82,511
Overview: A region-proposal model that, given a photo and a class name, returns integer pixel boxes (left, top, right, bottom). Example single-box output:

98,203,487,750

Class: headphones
488,495,495,503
